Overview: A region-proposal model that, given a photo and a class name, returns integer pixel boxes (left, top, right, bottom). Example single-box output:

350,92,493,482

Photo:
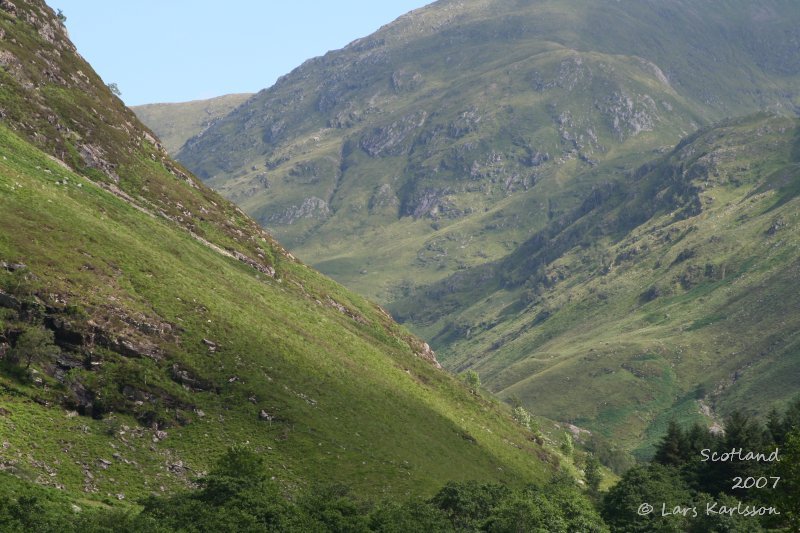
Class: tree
512,406,532,430
107,83,122,97
654,419,688,466
463,370,480,393
141,446,308,531
200,445,267,504
56,9,66,23
561,432,574,457
483,493,568,533
773,430,800,531
584,454,602,495
602,464,693,532
369,499,453,532
9,326,58,370
431,481,509,531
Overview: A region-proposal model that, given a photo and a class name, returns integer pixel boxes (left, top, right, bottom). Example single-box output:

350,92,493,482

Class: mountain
161,0,800,458
0,0,563,503
174,0,800,303
392,112,800,457
131,93,252,155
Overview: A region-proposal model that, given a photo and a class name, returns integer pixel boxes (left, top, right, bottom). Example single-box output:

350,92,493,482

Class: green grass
392,114,800,458
131,94,253,155
0,1,575,508
141,0,800,466
0,123,556,500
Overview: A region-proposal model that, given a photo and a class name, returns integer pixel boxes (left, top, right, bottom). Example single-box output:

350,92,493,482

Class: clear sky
47,1,432,106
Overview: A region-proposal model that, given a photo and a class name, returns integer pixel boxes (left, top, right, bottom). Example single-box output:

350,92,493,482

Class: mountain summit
175,0,799,302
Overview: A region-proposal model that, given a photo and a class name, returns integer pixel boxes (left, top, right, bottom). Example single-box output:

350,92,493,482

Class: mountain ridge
132,93,253,155
172,0,799,305
0,0,566,503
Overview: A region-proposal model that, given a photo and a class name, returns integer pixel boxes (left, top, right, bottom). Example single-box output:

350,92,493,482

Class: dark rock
672,248,696,265
640,285,662,302
401,187,451,219
170,364,213,391
0,291,21,310
55,353,85,370
767,217,786,235
121,385,148,402
67,381,97,418
359,111,428,157
166,461,185,475
44,316,88,347
95,331,160,359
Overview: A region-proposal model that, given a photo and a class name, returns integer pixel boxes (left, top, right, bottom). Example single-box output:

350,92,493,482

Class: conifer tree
653,419,686,466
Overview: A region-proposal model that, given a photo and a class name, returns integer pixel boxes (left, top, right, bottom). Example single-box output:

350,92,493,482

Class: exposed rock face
170,364,214,392
390,70,423,93
416,342,442,369
359,111,428,157
368,183,400,213
79,144,120,182
0,290,22,310
268,197,331,225
0,0,17,17
402,187,452,219
597,91,660,139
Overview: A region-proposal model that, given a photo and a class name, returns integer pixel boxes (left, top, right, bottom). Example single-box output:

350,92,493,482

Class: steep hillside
131,93,252,154
0,0,560,504
393,113,800,458
175,0,800,301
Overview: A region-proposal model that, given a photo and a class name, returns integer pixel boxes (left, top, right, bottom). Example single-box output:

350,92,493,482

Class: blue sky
48,1,432,106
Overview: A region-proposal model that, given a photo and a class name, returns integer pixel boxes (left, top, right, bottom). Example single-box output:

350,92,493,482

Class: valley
2,0,799,530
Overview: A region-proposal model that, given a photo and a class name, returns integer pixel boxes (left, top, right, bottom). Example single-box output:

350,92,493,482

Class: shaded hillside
132,93,252,154
0,0,561,503
392,113,800,458
175,0,800,301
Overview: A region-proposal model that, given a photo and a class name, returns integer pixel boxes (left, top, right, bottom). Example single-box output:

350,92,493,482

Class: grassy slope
173,0,800,303
0,0,558,506
393,114,800,458
131,94,253,155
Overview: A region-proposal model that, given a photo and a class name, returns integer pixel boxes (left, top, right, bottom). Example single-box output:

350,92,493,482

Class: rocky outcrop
170,364,215,392
401,187,454,219
596,91,660,140
268,197,331,225
360,111,428,157
0,290,22,311
0,0,17,18
79,143,120,182
368,183,399,213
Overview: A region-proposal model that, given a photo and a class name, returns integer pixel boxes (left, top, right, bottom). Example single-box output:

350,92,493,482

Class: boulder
0,290,21,310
